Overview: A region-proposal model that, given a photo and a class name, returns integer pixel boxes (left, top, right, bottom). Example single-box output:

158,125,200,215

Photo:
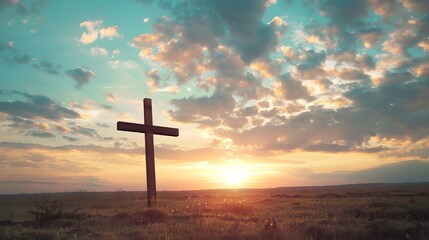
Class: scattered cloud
65,67,96,89
168,87,236,127
105,92,117,102
100,25,122,39
275,73,311,100
145,68,179,93
0,151,100,174
31,60,62,75
0,0,47,25
6,41,14,48
69,126,100,139
4,54,32,64
90,47,108,56
108,59,138,69
0,91,80,121
63,136,79,142
6,116,49,131
0,42,63,76
27,131,55,139
402,0,429,12
127,0,429,159
79,20,102,44
79,20,123,44
0,141,224,163
112,49,120,55
96,123,109,128
0,0,18,10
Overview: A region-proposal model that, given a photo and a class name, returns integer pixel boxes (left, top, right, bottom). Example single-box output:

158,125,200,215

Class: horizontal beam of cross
117,121,179,137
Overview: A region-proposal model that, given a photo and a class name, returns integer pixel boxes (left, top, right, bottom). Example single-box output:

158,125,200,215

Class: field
0,183,428,240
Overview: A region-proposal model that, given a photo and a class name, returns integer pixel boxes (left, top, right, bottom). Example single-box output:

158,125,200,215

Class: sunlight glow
219,166,248,187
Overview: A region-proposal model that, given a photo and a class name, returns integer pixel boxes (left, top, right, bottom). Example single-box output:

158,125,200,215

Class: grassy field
0,183,428,240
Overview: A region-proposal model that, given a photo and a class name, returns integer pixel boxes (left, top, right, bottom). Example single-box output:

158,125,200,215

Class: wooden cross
117,98,179,207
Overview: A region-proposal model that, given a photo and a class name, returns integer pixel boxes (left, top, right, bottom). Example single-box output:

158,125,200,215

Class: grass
0,183,428,239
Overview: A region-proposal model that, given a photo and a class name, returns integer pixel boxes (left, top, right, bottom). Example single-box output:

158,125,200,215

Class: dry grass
0,183,428,239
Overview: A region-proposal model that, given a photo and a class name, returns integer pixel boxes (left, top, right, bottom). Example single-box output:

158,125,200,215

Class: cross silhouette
117,98,179,207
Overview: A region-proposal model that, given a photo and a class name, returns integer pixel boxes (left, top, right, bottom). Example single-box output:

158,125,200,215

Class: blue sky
0,0,429,194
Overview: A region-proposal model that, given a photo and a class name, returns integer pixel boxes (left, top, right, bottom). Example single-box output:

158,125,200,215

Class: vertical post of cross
117,98,179,208
143,98,156,207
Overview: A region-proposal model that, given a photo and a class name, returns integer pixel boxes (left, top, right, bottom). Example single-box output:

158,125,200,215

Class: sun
220,168,248,187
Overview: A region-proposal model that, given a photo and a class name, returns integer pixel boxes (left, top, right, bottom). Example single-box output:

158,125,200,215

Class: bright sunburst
219,166,248,187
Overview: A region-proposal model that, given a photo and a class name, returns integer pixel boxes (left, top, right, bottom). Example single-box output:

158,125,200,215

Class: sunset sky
1,0,429,194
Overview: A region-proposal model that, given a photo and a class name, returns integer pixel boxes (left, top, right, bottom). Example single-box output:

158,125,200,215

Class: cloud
0,141,225,162
108,60,138,69
27,131,55,138
6,41,14,48
55,124,68,133
0,0,18,10
6,116,49,131
79,20,102,44
70,126,100,138
299,160,429,184
145,68,161,90
105,92,117,102
0,91,80,121
0,0,46,24
302,143,351,152
129,1,426,147
309,0,371,48
63,136,79,142
218,67,428,153
90,47,108,56
2,113,62,139
79,20,122,44
112,49,120,55
370,0,400,19
382,15,429,56
359,28,384,48
402,0,429,12
213,0,278,62
65,67,96,89
334,68,370,81
316,0,369,27
100,25,122,39
381,139,429,160
96,123,109,128
4,55,61,75
344,73,429,141
168,87,236,127
80,31,98,44
70,101,92,110
126,0,429,160
275,73,311,100
0,151,100,174
297,49,326,71
131,0,281,88
155,86,180,93
1,42,64,76
31,60,62,75
143,68,179,93
4,54,32,64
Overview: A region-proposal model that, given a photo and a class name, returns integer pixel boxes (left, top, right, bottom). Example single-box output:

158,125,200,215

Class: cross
117,98,179,207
